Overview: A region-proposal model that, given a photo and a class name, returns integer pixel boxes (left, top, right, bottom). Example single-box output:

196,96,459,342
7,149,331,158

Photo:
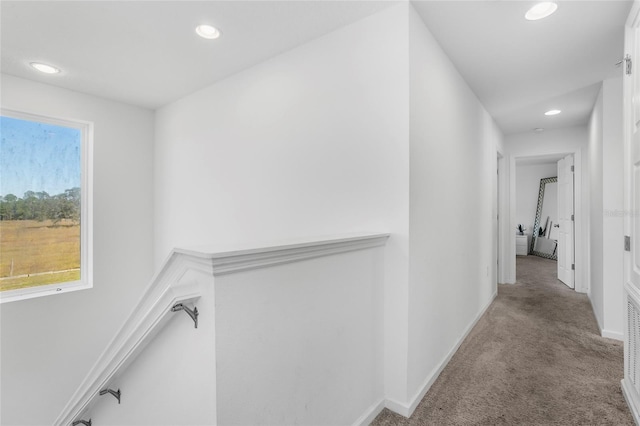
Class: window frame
0,109,94,303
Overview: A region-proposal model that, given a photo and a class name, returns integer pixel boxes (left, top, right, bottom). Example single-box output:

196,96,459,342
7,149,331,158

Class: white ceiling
412,0,632,135
1,1,394,109
0,1,633,135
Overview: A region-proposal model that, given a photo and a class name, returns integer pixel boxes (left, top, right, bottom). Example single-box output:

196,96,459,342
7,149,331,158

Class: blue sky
0,116,81,198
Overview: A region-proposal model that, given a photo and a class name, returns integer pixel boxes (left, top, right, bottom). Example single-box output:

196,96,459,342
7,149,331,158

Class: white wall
89,239,384,426
0,4,507,423
516,163,558,240
589,86,605,328
154,2,411,415
0,75,155,425
89,268,217,426
406,5,502,412
215,247,384,426
153,5,410,265
602,77,624,339
503,126,588,287
155,3,504,418
589,76,624,340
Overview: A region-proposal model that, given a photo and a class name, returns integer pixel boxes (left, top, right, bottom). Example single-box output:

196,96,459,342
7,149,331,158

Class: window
0,110,93,303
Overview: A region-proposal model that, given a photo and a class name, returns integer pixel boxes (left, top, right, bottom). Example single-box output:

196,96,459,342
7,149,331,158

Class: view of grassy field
0,220,80,291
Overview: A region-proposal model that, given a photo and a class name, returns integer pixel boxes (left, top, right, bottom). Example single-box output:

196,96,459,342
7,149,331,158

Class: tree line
0,188,81,223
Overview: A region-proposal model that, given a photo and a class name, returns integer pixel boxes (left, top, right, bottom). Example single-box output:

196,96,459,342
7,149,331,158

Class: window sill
0,280,92,304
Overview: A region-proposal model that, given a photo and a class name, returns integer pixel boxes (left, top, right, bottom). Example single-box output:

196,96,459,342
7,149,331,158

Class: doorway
513,153,576,288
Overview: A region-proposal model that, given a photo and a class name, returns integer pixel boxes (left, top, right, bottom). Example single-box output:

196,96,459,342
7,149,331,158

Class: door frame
501,149,585,293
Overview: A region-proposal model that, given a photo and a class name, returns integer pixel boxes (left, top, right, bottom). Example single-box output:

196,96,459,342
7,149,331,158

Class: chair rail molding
55,232,389,425
177,232,391,275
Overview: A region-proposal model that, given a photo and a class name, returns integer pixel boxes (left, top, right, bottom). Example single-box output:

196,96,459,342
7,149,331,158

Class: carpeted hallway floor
372,255,632,425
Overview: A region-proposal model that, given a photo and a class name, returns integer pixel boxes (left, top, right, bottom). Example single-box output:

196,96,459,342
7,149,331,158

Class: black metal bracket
72,420,91,426
171,303,198,328
99,387,121,404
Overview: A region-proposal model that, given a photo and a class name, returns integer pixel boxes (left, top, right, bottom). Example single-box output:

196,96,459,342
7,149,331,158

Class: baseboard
587,303,622,341
352,399,385,426
385,290,498,419
602,329,624,341
588,296,605,337
621,379,640,426
383,398,411,418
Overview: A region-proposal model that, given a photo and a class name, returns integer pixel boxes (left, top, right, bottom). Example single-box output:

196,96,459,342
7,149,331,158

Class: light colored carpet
372,255,632,425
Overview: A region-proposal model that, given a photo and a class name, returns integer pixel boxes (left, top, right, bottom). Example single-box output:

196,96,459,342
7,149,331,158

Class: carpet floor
371,255,632,425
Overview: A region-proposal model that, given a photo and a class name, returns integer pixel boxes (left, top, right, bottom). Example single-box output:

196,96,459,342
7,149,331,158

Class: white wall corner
589,293,605,338
385,290,498,419
384,398,412,418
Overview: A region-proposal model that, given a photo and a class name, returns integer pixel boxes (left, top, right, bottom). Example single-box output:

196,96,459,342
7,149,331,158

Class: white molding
351,399,385,426
622,378,640,426
602,329,624,341
56,232,389,425
385,290,498,418
177,232,390,276
384,398,411,418
55,252,207,426
589,293,605,337
587,294,623,342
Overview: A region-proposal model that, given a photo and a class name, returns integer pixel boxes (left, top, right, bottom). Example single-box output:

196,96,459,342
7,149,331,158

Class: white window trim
0,109,93,303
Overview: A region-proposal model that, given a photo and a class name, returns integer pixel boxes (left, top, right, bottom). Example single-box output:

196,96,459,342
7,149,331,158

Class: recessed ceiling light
196,24,221,40
30,62,60,74
544,109,561,116
525,2,558,21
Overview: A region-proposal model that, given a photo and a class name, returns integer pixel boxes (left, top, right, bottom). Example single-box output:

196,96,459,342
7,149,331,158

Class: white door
557,155,574,288
622,1,640,418
626,3,640,300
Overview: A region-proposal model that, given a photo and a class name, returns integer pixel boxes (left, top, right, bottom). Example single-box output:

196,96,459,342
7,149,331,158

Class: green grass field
0,220,80,291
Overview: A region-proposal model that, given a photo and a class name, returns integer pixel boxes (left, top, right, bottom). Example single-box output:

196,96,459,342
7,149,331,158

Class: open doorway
514,154,575,288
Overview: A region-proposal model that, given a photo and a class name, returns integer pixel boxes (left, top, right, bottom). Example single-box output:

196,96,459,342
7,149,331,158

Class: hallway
373,256,631,425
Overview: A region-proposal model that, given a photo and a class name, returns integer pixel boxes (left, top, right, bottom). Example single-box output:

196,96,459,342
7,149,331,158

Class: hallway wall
602,77,624,340
155,3,502,418
154,3,411,415
0,75,155,425
406,5,502,413
588,76,624,340
589,86,605,329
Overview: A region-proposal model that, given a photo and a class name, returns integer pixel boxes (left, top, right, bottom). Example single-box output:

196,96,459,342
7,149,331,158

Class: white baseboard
586,298,623,341
385,291,498,418
622,379,640,426
383,398,411,418
602,329,624,341
352,399,385,426
588,296,605,336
